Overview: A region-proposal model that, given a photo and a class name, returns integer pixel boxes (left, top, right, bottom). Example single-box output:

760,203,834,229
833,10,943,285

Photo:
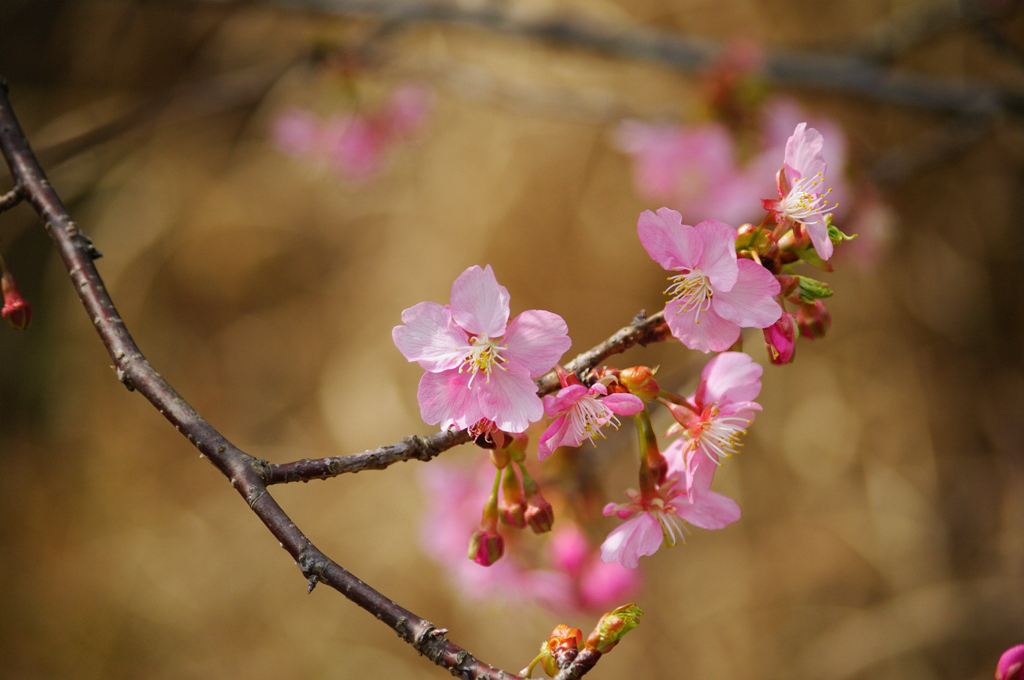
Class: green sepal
796,276,834,303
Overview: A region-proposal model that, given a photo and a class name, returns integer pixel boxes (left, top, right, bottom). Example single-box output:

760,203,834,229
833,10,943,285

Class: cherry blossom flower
393,265,571,433
638,208,781,352
599,452,740,568
762,122,838,260
665,351,763,466
763,312,796,364
537,383,645,460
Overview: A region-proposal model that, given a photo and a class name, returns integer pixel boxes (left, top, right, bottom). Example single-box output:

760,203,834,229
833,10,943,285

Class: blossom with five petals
393,265,571,433
537,383,645,460
638,208,781,352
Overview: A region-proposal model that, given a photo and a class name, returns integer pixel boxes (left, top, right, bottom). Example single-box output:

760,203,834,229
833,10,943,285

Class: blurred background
2,0,1024,678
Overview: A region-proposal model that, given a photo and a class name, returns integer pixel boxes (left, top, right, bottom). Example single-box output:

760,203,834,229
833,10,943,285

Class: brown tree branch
0,76,547,680
0,183,21,213
263,310,669,484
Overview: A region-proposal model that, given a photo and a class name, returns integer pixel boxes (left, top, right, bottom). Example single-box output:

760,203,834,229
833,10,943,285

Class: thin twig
0,76,544,680
263,311,669,484
0,183,21,213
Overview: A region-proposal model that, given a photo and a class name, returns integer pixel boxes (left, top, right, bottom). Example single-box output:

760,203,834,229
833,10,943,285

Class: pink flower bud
467,528,504,566
796,300,831,339
763,312,796,365
1,269,31,330
525,494,554,534
997,644,1024,680
619,366,659,400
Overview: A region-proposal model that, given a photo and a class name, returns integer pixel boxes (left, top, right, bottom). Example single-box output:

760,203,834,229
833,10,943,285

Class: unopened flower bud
1,268,31,330
619,366,659,401
763,312,796,365
796,300,831,339
521,625,583,678
585,604,642,654
499,466,526,528
467,528,504,566
997,644,1024,680
525,495,554,534
490,448,510,468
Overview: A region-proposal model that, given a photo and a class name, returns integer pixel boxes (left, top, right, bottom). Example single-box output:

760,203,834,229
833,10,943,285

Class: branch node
114,365,136,391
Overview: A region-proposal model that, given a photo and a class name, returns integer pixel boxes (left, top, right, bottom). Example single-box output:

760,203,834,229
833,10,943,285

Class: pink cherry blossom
599,458,740,568
996,644,1024,680
537,383,645,460
638,208,781,352
393,265,571,433
665,351,763,465
549,524,639,611
615,121,760,226
271,84,432,182
762,122,838,260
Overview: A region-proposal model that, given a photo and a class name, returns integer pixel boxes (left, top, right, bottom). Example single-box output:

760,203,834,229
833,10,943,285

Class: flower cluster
392,120,851,611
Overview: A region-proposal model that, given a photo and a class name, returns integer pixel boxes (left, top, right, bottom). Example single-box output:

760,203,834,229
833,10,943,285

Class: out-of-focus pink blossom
421,464,636,612
538,383,644,460
665,351,763,465
549,524,640,611
615,121,760,226
272,85,432,181
762,123,837,260
638,208,781,353
393,264,571,433
996,644,1024,680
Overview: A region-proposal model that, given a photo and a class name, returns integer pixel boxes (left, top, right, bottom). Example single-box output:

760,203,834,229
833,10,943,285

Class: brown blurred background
2,1,1024,678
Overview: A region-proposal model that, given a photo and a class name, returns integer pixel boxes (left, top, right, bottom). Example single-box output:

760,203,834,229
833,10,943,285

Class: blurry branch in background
0,75,668,680
32,61,297,168
246,0,1023,117
265,312,669,484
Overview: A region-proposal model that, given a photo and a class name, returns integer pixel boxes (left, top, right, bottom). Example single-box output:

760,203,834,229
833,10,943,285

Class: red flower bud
796,300,831,339
997,644,1024,680
1,268,31,330
763,312,796,365
467,528,504,566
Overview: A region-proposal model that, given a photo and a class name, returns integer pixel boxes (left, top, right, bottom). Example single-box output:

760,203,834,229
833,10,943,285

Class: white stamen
458,334,508,388
665,268,713,325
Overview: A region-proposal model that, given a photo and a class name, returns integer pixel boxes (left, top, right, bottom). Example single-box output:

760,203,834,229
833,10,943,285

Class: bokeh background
2,1,1024,678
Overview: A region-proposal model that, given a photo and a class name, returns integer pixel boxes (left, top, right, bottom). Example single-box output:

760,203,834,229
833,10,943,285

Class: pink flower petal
543,384,589,417
538,413,574,460
672,490,740,530
711,259,782,329
450,265,510,337
599,513,663,569
696,351,763,406
785,122,827,180
502,309,571,379
601,392,645,416
637,208,702,271
693,220,739,291
665,297,742,353
477,364,543,433
417,369,485,430
392,301,468,371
